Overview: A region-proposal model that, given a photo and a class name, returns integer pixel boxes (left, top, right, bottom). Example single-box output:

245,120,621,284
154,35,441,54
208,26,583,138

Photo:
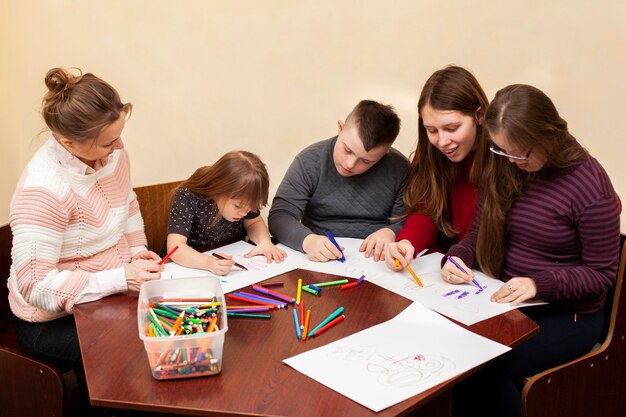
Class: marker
357,275,365,285
227,312,271,319
299,299,305,330
405,264,423,287
325,230,345,262
311,279,349,288
301,286,319,296
212,252,248,271
447,255,481,289
340,282,359,291
296,278,302,305
302,309,311,341
310,314,345,337
307,306,344,338
252,285,295,304
262,281,284,288
293,309,302,340
159,245,179,265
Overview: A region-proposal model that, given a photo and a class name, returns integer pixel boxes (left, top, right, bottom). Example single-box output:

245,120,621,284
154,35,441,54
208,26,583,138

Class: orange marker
311,314,345,337
302,309,311,342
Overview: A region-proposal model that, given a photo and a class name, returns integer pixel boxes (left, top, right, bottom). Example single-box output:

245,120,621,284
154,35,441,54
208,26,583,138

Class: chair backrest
522,233,626,417
133,180,182,254
0,224,14,336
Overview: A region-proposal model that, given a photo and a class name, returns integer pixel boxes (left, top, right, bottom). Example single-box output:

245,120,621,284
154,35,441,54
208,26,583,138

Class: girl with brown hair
165,151,285,275
385,65,489,269
442,84,621,417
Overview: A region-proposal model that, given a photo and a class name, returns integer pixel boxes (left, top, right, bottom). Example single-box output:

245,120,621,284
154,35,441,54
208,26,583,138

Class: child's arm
166,233,234,275
243,217,286,263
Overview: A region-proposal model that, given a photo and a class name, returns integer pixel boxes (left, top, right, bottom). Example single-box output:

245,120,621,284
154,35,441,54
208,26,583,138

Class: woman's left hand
244,241,287,263
132,250,161,262
491,277,537,306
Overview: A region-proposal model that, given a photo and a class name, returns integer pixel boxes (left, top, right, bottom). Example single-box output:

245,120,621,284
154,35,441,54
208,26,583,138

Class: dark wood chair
522,233,626,417
133,180,182,254
0,224,66,417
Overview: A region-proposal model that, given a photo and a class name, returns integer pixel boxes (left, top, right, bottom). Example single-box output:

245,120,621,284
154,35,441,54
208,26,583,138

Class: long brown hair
42,67,131,142
404,65,489,238
179,151,270,221
476,84,588,277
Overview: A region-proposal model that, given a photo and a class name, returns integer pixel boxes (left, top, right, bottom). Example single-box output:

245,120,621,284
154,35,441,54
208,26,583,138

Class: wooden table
74,268,538,416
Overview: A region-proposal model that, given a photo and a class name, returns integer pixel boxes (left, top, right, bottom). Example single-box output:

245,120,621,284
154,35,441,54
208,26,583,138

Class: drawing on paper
328,345,455,388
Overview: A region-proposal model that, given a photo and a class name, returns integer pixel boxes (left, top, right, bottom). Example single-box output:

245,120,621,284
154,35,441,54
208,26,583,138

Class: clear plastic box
137,276,228,380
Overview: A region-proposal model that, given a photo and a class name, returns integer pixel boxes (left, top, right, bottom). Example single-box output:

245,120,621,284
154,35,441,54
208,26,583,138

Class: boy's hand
360,228,395,261
302,234,343,262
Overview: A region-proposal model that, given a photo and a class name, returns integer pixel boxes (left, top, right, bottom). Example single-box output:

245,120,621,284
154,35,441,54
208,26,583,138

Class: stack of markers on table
143,297,225,379
146,297,223,336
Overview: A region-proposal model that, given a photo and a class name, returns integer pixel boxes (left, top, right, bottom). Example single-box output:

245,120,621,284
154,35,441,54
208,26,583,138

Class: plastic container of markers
137,276,228,380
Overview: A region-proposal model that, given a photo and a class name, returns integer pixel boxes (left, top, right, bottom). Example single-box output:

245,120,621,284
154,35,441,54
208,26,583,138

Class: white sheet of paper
283,302,511,412
162,240,303,293
279,238,544,325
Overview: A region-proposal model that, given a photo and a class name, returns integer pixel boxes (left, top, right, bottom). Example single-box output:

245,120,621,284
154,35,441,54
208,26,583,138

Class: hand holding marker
447,255,482,291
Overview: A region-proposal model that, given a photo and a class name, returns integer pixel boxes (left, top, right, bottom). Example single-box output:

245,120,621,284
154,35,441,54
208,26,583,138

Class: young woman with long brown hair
442,84,621,417
385,65,489,269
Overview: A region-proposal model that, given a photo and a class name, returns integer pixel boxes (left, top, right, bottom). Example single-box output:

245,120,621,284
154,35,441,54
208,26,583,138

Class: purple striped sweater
448,154,621,313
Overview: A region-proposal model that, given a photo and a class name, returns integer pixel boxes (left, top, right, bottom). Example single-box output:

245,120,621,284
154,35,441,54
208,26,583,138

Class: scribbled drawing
328,345,377,361
366,353,456,387
401,272,439,291
232,255,269,271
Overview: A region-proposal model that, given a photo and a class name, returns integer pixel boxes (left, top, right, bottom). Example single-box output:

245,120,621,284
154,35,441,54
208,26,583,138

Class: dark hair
476,84,588,277
345,100,400,150
403,65,489,237
179,151,270,216
42,67,131,142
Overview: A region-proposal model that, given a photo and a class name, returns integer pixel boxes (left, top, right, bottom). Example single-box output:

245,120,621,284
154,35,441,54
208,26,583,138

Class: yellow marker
394,259,400,268
296,278,303,305
405,264,424,287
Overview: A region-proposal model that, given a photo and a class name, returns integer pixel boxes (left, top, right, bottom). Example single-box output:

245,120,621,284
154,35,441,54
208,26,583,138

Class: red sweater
396,154,477,254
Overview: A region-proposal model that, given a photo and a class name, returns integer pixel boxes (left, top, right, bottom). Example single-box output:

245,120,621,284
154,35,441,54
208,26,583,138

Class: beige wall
1,0,625,231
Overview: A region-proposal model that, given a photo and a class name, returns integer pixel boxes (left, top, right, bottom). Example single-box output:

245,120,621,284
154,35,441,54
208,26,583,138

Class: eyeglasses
488,144,532,161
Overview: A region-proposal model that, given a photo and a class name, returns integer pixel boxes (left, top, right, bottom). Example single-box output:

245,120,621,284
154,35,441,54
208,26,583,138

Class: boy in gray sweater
268,100,408,262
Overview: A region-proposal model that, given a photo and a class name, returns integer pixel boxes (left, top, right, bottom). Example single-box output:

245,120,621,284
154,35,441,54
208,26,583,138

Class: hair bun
44,67,83,100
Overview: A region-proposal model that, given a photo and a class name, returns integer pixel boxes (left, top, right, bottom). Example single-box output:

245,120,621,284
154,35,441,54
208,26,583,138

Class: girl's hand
441,256,474,284
207,253,234,276
244,240,287,263
491,277,537,306
384,239,415,271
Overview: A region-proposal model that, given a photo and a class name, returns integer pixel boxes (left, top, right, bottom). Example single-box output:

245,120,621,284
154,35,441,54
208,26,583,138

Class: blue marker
325,230,346,262
293,309,302,340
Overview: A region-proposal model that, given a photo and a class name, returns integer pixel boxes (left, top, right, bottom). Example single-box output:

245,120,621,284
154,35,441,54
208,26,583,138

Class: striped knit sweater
447,153,621,313
8,137,147,322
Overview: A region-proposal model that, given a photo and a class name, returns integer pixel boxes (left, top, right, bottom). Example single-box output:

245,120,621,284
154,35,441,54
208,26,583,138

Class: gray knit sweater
268,136,408,252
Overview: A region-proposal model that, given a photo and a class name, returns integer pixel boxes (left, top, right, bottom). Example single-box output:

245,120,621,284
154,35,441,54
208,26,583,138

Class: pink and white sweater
8,137,147,322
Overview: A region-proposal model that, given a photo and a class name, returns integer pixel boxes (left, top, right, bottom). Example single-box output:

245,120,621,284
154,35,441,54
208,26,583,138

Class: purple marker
447,255,482,290
357,275,366,285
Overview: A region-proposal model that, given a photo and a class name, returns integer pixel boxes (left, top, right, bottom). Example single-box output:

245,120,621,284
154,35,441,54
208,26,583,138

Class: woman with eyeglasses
442,84,621,417
384,65,490,270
